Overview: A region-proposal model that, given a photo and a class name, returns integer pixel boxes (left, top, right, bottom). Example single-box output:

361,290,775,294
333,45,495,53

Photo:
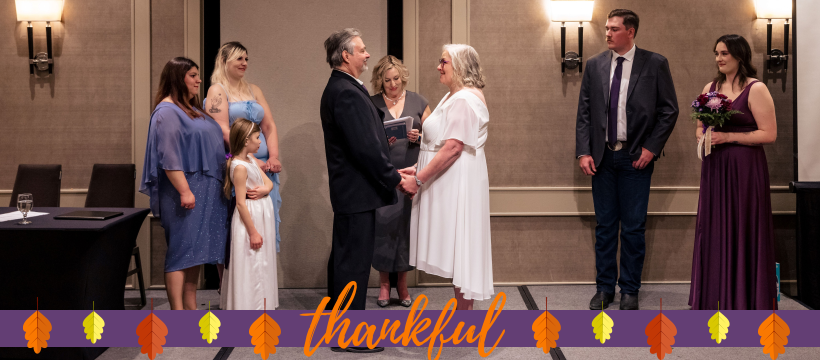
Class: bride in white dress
220,118,279,310
400,44,492,310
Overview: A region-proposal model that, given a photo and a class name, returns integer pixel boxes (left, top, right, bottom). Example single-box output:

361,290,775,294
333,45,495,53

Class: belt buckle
608,141,623,151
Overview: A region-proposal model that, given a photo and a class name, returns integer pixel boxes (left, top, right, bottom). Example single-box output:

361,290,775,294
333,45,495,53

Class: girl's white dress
409,90,493,301
220,155,279,310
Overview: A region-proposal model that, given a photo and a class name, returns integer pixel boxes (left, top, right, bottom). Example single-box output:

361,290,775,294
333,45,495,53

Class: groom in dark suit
319,28,413,353
575,10,679,310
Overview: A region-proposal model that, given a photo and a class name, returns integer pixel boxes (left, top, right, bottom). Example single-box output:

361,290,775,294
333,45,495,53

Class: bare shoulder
207,84,225,96
748,79,773,100
702,82,713,94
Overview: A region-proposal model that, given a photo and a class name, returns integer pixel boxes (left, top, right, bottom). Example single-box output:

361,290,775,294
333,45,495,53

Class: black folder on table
54,211,124,220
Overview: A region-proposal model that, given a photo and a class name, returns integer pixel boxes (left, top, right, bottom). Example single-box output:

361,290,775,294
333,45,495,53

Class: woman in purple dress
689,35,778,310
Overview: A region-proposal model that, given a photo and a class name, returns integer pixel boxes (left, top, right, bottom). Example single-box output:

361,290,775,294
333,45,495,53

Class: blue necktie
608,57,626,147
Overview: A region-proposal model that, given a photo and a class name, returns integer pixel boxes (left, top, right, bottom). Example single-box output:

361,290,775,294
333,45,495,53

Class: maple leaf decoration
591,304,614,344
249,299,281,360
759,299,790,360
83,301,106,344
532,297,561,353
23,298,51,354
199,301,222,344
136,299,168,360
707,301,730,344
645,299,677,360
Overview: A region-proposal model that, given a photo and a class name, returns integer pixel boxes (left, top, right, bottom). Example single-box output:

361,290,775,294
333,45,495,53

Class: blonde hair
370,55,409,94
223,118,260,199
443,44,485,89
211,41,251,100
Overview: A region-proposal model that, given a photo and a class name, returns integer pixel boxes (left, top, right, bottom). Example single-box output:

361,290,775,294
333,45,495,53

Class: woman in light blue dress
140,57,229,310
205,42,283,275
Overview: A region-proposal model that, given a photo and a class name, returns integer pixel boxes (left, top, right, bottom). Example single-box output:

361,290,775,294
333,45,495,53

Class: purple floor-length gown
689,80,777,310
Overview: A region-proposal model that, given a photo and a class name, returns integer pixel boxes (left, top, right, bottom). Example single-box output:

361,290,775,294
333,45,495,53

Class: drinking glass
17,193,33,225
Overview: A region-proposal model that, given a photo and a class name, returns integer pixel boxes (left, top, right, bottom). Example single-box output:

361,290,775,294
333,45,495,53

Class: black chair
9,164,61,207
85,164,145,308
85,164,136,208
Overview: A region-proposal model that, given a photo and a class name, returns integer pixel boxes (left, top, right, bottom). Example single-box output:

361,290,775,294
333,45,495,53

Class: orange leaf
249,312,281,360
759,312,790,360
136,312,168,360
23,310,52,354
531,310,561,353
645,302,677,360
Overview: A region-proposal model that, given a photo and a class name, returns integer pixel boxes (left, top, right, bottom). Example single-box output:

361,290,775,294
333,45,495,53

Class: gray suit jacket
575,47,679,166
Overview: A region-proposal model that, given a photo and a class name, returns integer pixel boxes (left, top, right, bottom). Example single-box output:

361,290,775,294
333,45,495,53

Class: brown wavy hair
223,118,261,199
713,34,757,92
154,57,207,119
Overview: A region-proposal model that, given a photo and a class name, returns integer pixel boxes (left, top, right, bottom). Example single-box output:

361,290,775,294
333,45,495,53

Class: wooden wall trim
402,0,419,93
451,0,469,44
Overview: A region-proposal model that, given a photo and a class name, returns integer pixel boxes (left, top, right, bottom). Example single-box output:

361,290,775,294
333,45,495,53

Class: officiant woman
369,55,431,307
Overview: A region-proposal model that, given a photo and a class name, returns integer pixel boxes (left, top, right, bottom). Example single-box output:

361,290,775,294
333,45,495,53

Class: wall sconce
549,0,594,74
16,0,65,76
754,0,791,69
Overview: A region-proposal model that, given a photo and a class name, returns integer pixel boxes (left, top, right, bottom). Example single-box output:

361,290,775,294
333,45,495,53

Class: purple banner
1,309,813,348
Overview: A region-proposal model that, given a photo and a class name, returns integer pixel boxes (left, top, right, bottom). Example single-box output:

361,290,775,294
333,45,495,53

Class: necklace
382,90,405,105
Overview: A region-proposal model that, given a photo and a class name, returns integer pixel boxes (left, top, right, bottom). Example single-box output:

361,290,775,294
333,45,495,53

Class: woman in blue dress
140,57,229,310
205,42,283,274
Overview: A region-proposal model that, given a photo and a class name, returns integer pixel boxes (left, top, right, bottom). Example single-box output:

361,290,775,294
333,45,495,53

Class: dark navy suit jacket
575,47,679,166
320,70,401,214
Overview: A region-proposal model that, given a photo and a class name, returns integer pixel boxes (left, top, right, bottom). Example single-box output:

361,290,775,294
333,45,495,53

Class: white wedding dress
410,90,493,301
220,155,279,310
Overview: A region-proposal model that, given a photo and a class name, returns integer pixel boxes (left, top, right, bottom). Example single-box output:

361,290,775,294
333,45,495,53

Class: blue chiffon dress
205,84,282,252
139,102,229,272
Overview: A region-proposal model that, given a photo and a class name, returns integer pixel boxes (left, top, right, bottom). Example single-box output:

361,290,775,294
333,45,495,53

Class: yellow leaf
199,310,221,344
707,310,730,344
82,311,105,344
591,310,614,344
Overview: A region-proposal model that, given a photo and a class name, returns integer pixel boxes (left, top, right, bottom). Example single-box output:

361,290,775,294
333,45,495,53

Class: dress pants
591,147,654,295
327,210,376,311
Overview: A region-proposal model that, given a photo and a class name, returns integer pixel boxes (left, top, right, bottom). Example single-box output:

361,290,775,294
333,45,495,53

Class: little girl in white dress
220,118,279,310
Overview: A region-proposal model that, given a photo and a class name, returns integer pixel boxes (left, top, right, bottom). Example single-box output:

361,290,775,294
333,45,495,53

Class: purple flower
705,97,723,111
225,153,233,160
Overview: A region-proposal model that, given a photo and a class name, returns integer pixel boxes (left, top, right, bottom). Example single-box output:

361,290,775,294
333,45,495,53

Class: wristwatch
413,174,423,186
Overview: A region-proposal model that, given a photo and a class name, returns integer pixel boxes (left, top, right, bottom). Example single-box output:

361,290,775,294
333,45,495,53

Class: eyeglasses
438,58,450,66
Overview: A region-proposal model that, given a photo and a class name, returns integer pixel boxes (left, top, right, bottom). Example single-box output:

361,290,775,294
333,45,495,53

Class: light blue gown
140,102,229,272
206,84,282,252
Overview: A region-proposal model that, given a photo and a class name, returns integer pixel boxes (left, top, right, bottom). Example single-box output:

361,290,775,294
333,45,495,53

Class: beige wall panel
221,0,387,288
0,0,132,189
151,0,185,99
417,0,451,110
419,214,795,285
469,0,793,187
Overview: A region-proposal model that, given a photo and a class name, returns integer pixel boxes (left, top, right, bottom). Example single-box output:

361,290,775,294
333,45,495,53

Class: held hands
249,232,263,250
398,166,416,176
407,129,420,143
398,174,419,199
180,191,196,210
579,155,596,176
265,157,282,173
632,147,654,170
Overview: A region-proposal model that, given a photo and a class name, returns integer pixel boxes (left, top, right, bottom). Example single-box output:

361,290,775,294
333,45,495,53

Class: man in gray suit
575,9,678,310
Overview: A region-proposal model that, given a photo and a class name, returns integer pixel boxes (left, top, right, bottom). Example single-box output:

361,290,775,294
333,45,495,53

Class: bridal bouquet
690,92,741,160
